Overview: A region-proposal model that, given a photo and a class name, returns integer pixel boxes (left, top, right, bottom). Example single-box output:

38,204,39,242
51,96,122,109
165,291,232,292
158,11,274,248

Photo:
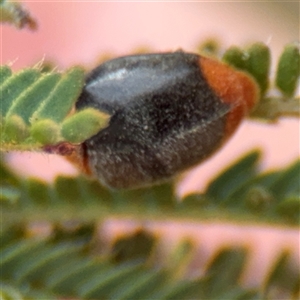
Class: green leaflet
2,115,29,143
61,108,109,143
30,119,62,145
223,46,246,70
0,66,108,149
243,43,270,96
222,43,299,121
222,43,271,96
6,73,61,124
0,69,40,117
276,43,300,97
31,67,84,124
201,248,248,297
206,151,260,202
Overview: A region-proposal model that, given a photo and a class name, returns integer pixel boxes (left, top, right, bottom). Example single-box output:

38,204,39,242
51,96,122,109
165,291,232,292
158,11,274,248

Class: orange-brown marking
199,56,259,138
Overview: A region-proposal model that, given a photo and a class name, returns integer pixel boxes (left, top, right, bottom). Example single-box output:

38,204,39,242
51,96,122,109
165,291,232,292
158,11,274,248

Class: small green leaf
222,43,271,96
244,43,270,96
202,248,247,297
6,73,61,124
275,43,300,97
0,65,12,85
30,119,62,145
3,115,29,143
32,67,84,123
61,108,109,143
0,69,40,116
222,46,246,70
206,151,260,202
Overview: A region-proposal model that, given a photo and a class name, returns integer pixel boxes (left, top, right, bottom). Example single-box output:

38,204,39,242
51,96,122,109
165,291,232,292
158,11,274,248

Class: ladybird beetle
73,51,258,189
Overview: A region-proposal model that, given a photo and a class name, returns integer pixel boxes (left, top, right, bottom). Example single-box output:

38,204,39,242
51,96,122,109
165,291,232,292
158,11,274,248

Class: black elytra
76,51,230,189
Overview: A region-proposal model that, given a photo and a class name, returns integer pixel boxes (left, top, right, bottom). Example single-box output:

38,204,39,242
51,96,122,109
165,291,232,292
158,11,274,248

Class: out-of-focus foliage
0,0,37,30
1,224,299,299
1,151,299,227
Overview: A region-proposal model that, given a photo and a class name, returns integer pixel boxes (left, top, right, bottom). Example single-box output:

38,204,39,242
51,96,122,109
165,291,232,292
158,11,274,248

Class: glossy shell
76,52,258,189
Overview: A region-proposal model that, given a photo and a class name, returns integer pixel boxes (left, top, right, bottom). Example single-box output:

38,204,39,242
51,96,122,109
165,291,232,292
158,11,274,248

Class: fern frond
1,151,299,227
0,225,298,299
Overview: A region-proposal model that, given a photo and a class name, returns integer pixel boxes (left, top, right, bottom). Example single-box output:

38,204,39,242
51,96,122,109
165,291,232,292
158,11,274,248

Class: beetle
71,51,258,189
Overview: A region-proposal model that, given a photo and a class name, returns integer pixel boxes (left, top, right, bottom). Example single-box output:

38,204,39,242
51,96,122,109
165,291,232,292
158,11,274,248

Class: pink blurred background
2,1,299,287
